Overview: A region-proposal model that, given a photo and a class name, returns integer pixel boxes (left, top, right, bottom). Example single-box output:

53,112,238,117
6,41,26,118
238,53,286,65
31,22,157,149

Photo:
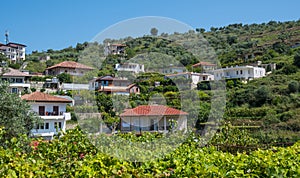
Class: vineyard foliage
0,127,299,177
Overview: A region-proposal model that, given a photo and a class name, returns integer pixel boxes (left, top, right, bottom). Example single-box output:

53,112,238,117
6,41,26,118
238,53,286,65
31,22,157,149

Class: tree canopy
0,81,39,145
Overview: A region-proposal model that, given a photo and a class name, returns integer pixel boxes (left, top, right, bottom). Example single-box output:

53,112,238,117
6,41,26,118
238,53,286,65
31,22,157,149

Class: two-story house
45,61,94,76
165,72,214,84
21,92,72,140
213,65,266,81
95,75,140,95
0,67,30,94
0,42,26,63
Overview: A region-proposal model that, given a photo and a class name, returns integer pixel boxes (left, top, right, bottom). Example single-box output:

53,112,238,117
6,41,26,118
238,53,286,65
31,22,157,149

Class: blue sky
0,0,299,53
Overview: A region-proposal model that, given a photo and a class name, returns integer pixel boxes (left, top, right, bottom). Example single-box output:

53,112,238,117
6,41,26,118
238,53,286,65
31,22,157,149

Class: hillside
18,20,300,144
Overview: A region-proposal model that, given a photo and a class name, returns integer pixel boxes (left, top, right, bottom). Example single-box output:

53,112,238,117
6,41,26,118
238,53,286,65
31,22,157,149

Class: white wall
31,118,66,135
213,66,265,80
121,115,187,132
31,102,67,115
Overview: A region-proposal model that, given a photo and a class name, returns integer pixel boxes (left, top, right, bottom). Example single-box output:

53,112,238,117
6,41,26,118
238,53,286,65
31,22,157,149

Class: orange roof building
45,61,94,76
120,105,188,132
22,92,72,140
22,92,72,103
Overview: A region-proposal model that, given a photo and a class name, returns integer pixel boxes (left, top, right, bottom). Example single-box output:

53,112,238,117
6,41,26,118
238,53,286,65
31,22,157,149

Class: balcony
37,112,71,120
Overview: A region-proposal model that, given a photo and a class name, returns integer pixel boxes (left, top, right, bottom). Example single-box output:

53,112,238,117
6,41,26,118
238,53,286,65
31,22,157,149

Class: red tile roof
0,67,29,77
21,92,72,103
46,61,94,70
192,61,216,67
120,105,188,117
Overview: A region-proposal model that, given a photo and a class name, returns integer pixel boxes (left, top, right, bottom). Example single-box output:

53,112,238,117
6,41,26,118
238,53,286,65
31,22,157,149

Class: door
53,106,59,116
150,119,158,131
39,106,45,116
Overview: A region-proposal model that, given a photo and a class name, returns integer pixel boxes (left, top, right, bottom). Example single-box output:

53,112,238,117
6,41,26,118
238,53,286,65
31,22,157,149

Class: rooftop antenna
5,30,9,44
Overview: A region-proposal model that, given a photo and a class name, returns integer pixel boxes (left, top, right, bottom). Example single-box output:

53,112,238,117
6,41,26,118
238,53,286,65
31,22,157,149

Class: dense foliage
0,127,299,177
0,82,40,146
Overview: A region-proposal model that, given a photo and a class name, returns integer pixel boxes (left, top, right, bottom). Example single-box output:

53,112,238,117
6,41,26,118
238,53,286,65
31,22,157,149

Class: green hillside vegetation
21,19,300,143
1,20,300,177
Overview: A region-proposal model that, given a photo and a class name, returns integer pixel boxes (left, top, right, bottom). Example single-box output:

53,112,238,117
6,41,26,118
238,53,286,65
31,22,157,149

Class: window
16,78,23,83
39,106,45,116
248,69,251,74
53,106,59,116
236,71,239,75
54,122,62,129
11,88,18,93
240,70,243,74
203,76,206,80
10,78,16,83
45,123,49,129
40,124,44,129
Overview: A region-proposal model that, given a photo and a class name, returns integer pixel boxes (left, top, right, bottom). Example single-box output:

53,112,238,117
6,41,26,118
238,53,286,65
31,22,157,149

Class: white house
45,61,94,76
120,105,188,133
115,63,144,73
0,42,26,63
213,65,266,81
21,92,72,140
0,67,30,94
165,72,214,84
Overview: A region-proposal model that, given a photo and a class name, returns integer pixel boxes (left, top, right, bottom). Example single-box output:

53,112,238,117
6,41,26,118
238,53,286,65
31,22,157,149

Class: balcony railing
38,111,65,116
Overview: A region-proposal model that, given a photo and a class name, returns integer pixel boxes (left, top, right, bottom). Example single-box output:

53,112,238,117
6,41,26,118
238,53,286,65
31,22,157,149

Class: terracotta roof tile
120,105,188,117
192,61,216,67
21,92,72,103
0,67,29,77
46,61,94,70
